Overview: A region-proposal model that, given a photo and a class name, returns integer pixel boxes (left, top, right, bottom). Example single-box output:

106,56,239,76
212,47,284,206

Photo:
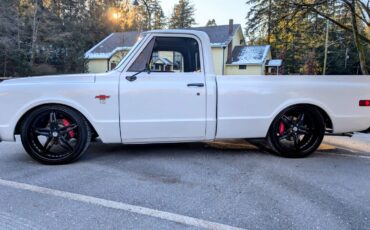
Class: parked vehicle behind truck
0,30,370,164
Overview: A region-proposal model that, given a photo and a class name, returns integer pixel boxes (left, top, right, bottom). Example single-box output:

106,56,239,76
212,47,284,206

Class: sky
161,0,249,28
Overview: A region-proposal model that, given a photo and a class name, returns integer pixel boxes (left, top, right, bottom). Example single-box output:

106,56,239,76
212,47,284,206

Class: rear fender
267,98,334,135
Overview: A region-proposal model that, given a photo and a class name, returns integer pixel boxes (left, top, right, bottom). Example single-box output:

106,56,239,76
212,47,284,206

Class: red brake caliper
62,119,75,138
279,121,285,136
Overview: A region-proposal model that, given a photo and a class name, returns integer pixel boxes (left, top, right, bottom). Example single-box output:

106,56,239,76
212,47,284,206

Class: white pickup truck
1,30,370,164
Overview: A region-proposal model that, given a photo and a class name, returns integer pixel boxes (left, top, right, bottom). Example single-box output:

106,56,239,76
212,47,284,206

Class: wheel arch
269,103,333,135
14,103,99,137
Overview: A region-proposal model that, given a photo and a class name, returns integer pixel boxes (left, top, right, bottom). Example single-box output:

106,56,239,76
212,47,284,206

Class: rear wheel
20,105,91,164
267,106,325,158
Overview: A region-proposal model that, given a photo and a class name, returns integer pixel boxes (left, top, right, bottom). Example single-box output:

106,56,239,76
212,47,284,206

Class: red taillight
359,100,370,107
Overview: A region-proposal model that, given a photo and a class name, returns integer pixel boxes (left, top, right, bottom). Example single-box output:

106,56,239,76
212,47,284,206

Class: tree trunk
30,0,39,67
350,0,369,75
3,50,7,77
16,2,21,50
267,0,272,44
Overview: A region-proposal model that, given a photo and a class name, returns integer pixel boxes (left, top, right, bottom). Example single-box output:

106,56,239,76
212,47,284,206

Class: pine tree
115,0,145,31
169,0,196,29
206,19,217,27
152,8,166,29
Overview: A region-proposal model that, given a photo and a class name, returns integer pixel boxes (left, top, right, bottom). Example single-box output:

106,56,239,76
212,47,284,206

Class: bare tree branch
357,0,370,18
291,1,370,44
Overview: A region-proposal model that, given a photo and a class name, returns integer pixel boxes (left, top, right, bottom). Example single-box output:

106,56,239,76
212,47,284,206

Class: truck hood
2,74,95,85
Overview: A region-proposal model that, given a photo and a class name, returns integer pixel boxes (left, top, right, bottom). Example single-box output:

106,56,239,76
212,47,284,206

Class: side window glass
128,38,155,72
129,36,201,73
173,52,184,72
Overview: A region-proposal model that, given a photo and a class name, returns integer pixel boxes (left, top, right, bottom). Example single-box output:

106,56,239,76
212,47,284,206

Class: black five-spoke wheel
20,105,91,164
268,106,325,158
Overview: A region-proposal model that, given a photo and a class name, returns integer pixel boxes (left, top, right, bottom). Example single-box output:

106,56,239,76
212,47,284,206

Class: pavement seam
321,152,370,160
0,178,246,230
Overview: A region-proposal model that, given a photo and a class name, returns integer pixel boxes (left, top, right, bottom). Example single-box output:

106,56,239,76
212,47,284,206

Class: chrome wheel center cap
52,132,59,138
293,127,298,132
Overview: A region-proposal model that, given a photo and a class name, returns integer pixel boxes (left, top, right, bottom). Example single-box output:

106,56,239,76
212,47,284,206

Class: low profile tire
20,105,91,165
267,106,325,158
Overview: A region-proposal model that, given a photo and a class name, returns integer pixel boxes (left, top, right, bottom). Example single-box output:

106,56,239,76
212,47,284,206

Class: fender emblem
95,95,110,104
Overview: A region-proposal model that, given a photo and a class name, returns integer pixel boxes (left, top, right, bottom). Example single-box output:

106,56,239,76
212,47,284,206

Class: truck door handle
187,83,204,88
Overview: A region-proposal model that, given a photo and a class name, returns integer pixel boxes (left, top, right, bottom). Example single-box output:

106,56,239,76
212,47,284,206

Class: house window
152,52,159,59
110,61,117,70
239,65,247,70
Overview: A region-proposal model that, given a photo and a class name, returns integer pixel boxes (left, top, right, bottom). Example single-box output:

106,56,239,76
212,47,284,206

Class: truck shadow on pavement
84,140,270,160
4,138,366,165
81,139,362,163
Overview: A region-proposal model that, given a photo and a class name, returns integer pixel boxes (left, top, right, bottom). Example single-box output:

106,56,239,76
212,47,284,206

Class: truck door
120,35,207,142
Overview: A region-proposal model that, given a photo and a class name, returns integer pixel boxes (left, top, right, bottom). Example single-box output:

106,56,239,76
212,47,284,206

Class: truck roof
144,29,211,43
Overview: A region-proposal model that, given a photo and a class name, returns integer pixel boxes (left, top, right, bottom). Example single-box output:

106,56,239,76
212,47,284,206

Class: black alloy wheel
268,106,325,158
20,105,91,164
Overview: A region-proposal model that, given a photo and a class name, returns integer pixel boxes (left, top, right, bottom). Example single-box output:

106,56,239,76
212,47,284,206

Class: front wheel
20,105,91,164
267,106,325,158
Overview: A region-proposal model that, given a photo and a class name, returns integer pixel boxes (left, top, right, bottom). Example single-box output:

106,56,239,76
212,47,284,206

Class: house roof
85,24,242,60
85,31,141,59
153,57,173,66
187,24,241,47
266,59,283,67
227,45,271,65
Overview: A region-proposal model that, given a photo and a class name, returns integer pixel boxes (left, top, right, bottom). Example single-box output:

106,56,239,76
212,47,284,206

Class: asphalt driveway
0,138,369,230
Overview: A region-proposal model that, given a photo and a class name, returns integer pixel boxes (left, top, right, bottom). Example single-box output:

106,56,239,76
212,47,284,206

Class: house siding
87,51,127,73
158,51,174,61
225,65,263,75
87,60,107,73
109,51,127,70
211,47,225,75
232,29,245,48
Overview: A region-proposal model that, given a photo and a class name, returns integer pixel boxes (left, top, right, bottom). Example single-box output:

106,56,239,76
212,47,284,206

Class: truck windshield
114,34,148,71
